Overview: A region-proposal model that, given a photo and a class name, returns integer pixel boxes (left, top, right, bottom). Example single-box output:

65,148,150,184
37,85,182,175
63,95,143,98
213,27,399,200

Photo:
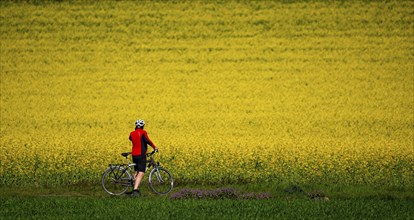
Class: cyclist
129,119,158,196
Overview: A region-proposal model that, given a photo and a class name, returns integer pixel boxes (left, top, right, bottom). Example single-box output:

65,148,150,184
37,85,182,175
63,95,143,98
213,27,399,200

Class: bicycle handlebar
147,150,158,156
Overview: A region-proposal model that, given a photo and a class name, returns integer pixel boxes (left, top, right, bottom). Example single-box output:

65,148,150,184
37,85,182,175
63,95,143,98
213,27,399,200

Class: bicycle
101,150,174,195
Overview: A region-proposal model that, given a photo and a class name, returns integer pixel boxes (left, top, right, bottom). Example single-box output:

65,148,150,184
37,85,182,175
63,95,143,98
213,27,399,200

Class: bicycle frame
107,151,160,185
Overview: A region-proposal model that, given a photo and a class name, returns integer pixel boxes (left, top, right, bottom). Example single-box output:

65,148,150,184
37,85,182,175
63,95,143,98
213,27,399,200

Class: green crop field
1,0,413,218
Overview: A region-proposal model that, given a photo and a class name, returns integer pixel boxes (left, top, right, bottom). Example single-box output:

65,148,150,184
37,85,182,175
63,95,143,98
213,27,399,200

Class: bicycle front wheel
148,167,174,195
101,166,132,196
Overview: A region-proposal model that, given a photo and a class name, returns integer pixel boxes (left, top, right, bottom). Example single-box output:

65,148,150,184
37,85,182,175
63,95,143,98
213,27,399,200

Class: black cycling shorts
132,156,147,172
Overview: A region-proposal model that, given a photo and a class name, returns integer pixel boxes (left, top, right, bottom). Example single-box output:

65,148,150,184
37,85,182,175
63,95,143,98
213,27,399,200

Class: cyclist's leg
134,171,145,190
132,156,147,191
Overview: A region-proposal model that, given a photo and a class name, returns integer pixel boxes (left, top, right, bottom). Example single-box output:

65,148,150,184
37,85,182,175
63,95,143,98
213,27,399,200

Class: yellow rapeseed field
1,1,413,187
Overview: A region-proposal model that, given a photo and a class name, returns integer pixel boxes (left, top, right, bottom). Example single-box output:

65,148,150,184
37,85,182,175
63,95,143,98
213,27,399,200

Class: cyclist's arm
143,131,157,150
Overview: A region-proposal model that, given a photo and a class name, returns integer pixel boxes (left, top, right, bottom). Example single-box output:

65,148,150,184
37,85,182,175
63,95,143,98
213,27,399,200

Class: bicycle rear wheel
101,166,132,195
148,167,174,195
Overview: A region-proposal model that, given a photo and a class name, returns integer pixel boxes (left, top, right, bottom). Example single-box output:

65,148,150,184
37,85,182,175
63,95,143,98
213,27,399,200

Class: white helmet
135,119,145,128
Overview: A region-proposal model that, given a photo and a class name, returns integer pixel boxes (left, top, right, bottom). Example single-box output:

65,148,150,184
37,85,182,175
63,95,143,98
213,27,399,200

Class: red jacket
129,128,156,156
